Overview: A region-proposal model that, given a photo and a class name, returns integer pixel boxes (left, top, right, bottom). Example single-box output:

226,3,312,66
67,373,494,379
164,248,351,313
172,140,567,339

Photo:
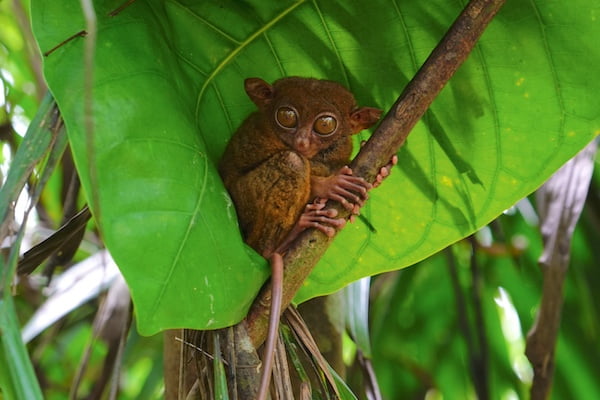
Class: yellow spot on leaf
516,77,525,86
567,131,576,137
441,176,453,187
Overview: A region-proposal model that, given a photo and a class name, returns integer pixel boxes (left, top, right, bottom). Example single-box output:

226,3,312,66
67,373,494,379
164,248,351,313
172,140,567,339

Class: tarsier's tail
256,252,284,400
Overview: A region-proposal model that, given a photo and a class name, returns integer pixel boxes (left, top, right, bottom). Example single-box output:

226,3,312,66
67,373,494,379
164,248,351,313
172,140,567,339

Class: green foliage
1,2,600,398
368,198,600,399
0,0,43,132
0,93,64,400
0,295,43,400
330,366,358,400
30,0,599,337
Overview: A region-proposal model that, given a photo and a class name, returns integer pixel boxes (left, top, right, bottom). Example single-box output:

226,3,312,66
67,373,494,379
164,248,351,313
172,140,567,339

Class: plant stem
526,139,598,400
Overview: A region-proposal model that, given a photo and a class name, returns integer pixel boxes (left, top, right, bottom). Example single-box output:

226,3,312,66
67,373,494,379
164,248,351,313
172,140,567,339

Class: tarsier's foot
274,199,346,253
299,198,346,237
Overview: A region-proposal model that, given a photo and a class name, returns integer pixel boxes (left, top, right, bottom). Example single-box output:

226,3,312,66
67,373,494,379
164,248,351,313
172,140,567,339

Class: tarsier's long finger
312,206,339,218
338,166,373,187
339,165,353,175
337,179,371,196
323,193,358,212
373,154,398,188
335,188,368,207
313,224,336,237
305,200,327,211
313,194,359,213
308,218,346,237
298,215,346,237
313,215,346,228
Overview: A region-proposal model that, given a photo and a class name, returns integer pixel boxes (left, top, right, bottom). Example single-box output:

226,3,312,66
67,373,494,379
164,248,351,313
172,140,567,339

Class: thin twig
174,337,224,364
525,139,598,399
468,237,489,400
79,0,101,224
108,0,138,17
445,248,476,376
43,30,87,57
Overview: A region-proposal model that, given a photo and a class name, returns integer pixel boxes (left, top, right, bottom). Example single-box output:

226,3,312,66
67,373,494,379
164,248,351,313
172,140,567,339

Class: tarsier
219,77,390,398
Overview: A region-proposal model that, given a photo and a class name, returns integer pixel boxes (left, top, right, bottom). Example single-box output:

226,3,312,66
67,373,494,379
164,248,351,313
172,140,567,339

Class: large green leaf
31,0,599,335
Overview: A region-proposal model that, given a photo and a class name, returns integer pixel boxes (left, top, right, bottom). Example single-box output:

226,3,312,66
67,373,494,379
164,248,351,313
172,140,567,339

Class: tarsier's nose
294,135,310,153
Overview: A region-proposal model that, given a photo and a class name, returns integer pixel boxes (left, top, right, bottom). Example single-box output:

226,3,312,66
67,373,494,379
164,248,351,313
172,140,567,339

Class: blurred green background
1,1,599,399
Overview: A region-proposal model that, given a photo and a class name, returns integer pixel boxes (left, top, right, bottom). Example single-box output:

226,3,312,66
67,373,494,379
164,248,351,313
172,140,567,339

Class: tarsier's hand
359,138,399,188
346,153,398,223
373,154,398,188
311,166,372,214
311,153,398,217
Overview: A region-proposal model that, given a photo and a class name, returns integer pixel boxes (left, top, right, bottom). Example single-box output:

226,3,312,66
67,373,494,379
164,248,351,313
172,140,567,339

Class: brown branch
525,139,598,400
445,247,478,390
245,0,507,348
468,237,490,400
43,30,88,57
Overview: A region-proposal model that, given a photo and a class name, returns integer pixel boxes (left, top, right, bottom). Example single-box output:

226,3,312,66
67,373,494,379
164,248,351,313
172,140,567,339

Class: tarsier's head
245,77,382,159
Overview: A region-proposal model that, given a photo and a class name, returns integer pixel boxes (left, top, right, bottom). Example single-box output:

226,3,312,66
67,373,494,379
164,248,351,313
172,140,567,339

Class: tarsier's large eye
313,115,337,136
276,107,297,128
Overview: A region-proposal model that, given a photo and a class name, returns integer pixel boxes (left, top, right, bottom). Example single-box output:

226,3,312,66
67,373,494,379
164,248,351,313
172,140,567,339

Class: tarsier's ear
244,78,274,107
349,107,382,134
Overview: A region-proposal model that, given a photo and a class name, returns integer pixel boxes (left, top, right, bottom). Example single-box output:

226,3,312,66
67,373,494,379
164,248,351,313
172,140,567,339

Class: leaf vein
169,0,242,45
150,152,209,314
193,0,306,123
311,0,349,86
471,43,501,219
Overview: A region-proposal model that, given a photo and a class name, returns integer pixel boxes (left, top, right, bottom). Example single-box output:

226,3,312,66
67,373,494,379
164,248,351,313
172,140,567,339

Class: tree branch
525,139,598,400
245,0,507,348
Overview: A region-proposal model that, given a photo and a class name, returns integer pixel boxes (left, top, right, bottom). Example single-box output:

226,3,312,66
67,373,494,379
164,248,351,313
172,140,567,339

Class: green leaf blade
31,0,600,332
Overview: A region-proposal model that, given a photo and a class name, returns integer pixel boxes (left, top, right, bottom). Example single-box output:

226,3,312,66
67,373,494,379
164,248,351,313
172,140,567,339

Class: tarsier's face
271,103,343,159
246,77,359,159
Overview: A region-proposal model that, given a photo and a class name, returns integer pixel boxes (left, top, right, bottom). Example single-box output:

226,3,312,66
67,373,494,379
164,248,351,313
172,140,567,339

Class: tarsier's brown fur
219,77,381,256
219,77,382,398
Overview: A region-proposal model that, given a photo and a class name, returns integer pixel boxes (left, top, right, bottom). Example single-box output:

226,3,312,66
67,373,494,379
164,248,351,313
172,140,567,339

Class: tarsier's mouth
297,149,316,158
